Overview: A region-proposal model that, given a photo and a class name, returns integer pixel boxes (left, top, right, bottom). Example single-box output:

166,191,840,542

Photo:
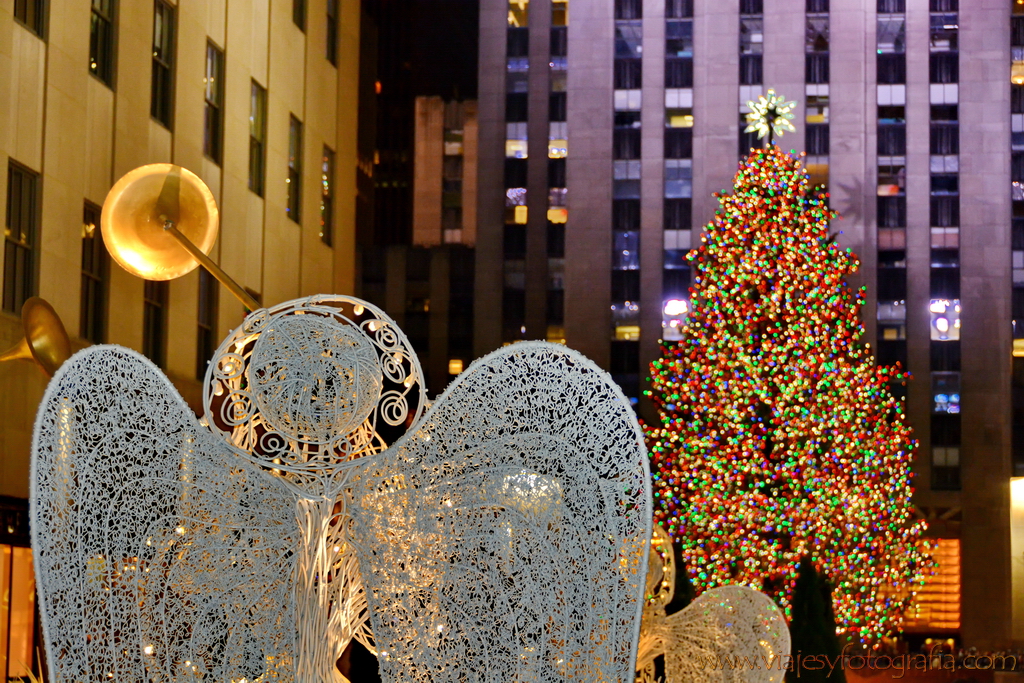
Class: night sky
411,0,479,99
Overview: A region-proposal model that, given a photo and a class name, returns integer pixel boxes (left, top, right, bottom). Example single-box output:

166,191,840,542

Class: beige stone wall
413,96,445,246
0,0,360,498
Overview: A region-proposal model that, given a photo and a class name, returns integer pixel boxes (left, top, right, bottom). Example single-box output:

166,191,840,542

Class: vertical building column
904,0,936,515
959,0,1012,649
691,0,737,229
638,0,666,422
830,5,873,330
474,0,510,356
762,3,804,154
565,0,614,366
526,0,552,339
428,247,452,393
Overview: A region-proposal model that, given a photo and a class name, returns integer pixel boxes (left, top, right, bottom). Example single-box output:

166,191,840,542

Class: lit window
90,0,115,85
287,115,302,222
448,359,464,375
203,42,225,164
932,372,960,414
249,81,267,196
81,202,108,343
929,298,961,341
320,146,334,245
151,0,175,128
3,162,39,314
662,299,689,341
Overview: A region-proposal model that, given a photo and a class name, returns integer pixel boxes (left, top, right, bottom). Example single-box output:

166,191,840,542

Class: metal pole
163,221,261,312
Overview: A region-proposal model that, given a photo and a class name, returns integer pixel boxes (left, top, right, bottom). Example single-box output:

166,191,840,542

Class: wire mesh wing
639,585,790,683
346,341,651,683
31,346,300,681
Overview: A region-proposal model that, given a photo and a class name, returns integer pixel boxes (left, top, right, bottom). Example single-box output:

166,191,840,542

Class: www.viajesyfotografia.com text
697,646,1016,678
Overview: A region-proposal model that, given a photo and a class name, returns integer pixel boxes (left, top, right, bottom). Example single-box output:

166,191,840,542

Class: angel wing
345,341,652,683
636,527,790,683
32,296,422,682
31,345,300,681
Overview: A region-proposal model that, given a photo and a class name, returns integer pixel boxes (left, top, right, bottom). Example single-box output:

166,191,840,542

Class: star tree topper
744,88,796,146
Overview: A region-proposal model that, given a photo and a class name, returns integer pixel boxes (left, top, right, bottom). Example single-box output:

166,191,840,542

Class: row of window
3,161,221,378
20,0,339,94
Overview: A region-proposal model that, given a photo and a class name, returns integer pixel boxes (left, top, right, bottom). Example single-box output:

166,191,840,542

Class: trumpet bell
0,297,72,377
101,164,219,281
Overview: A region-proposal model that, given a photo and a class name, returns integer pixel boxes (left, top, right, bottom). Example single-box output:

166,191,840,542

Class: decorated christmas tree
645,92,930,643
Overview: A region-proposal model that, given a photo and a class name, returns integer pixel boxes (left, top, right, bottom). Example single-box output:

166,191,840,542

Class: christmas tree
645,103,930,643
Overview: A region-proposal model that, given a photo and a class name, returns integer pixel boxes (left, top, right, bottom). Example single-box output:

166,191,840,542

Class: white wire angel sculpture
636,526,790,683
31,295,652,683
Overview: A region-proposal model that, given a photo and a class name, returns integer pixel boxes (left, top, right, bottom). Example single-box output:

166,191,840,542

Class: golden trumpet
102,163,258,311
0,297,72,378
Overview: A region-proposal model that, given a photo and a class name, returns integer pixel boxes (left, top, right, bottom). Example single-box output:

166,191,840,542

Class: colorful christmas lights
644,146,931,644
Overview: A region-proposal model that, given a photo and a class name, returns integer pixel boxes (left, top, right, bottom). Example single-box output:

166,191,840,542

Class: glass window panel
615,21,643,58
740,17,763,55
613,231,640,270
877,16,906,54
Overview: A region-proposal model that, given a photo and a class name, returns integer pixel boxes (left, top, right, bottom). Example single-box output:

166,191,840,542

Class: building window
614,59,642,89
806,124,830,155
293,0,305,31
3,162,39,315
930,122,959,155
877,0,905,11
666,0,693,17
876,53,906,84
739,55,762,85
931,413,961,490
324,0,338,64
614,0,642,20
196,269,217,380
321,146,334,246
151,0,175,128
506,92,528,122
507,27,529,57
665,58,693,87
551,25,567,56
14,0,44,36
806,53,829,83
204,41,224,164
249,80,267,196
80,202,108,343
929,53,958,84
142,280,168,368
878,124,906,155
89,0,115,85
287,115,303,222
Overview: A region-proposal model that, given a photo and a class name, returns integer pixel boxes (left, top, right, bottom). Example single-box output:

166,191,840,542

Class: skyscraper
476,0,1014,646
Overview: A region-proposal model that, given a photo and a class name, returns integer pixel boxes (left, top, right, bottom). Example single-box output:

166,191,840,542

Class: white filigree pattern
636,527,790,683
31,346,299,681
32,298,652,683
347,342,651,683
204,295,425,495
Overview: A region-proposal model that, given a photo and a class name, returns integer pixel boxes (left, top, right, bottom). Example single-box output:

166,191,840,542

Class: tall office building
0,0,363,674
477,0,1015,646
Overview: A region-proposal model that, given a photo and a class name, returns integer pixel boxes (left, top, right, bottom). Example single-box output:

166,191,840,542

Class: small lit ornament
744,88,797,144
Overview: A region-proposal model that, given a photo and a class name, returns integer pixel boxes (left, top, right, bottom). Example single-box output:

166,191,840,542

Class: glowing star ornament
31,295,651,683
744,89,796,144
